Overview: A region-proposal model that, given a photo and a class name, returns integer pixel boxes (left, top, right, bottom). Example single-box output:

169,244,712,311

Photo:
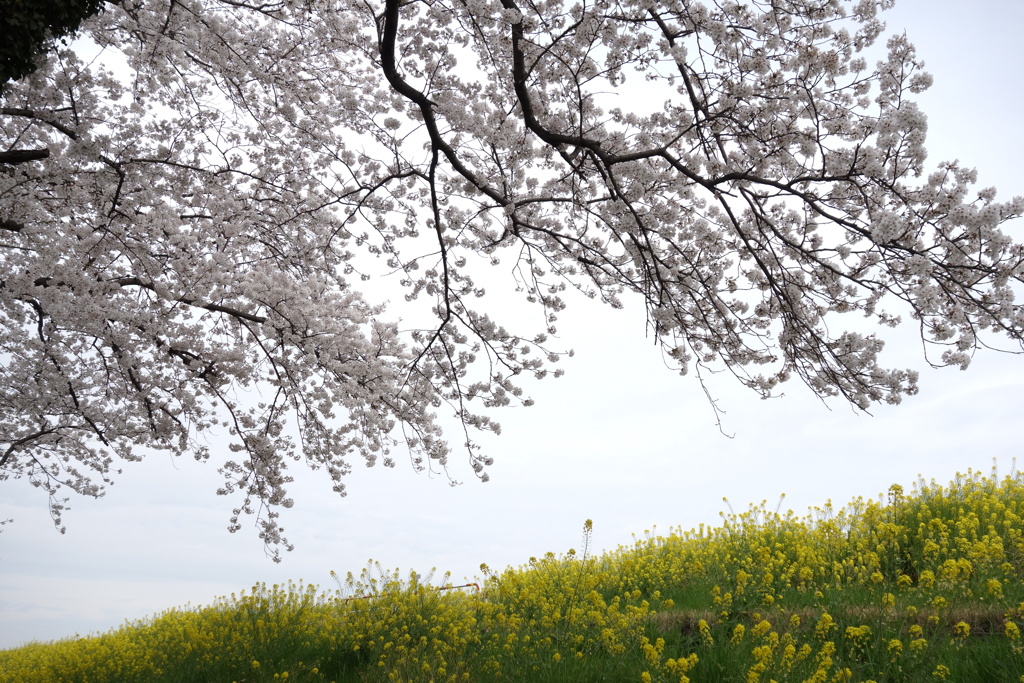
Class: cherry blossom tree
2,0,1022,557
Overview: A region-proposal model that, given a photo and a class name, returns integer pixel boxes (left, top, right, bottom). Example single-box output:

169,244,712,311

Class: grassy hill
2,465,1023,682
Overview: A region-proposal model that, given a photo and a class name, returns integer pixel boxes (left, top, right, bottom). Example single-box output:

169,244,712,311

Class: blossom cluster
3,0,1024,549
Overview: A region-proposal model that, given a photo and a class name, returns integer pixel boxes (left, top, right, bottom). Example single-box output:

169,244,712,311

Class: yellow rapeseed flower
698,619,714,645
1006,620,1021,640
814,612,836,640
953,621,971,647
752,619,772,640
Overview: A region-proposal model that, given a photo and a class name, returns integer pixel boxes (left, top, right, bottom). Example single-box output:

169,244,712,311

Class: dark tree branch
0,148,50,164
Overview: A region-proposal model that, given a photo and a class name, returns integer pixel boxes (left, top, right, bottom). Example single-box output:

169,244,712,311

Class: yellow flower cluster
631,464,1024,681
1,466,1022,681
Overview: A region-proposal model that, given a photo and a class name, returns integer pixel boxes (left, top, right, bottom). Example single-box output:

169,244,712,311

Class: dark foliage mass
0,0,104,93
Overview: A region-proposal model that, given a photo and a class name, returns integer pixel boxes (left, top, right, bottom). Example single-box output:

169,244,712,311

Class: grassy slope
2,466,1023,682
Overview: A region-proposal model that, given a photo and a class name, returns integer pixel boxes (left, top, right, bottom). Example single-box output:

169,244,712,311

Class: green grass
2,464,1023,682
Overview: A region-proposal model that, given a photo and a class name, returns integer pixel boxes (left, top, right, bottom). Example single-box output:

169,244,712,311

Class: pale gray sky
2,0,1023,650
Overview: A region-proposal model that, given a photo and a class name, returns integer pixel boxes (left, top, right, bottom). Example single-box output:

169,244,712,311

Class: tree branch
0,148,49,164
1,107,80,140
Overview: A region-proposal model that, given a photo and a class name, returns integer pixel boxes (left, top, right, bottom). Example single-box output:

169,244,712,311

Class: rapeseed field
2,465,1023,682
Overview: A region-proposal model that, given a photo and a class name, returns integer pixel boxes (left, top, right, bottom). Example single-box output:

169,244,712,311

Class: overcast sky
2,0,1023,650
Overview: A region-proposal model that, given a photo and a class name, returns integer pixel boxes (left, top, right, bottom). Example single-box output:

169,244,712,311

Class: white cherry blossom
2,0,1022,557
